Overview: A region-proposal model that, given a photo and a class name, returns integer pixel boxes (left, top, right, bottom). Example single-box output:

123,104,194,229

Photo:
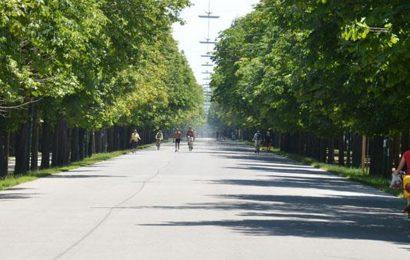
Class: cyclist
186,127,195,151
253,130,262,154
393,150,410,212
173,128,182,152
155,130,163,150
129,129,141,153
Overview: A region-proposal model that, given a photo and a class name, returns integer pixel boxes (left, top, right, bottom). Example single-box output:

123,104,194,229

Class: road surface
0,139,409,259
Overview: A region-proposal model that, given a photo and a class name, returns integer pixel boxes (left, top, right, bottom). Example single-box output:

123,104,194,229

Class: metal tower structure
199,0,219,113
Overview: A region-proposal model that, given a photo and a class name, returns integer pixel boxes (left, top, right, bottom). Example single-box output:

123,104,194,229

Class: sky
172,0,260,88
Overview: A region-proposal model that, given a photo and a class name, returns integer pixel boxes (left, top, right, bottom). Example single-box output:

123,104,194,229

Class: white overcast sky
172,0,260,87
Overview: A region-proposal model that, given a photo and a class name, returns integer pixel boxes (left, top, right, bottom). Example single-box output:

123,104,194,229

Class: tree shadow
222,154,294,163
224,166,325,175
138,142,410,246
46,174,125,179
4,187,32,191
209,175,369,194
139,193,410,245
0,192,38,200
237,162,314,169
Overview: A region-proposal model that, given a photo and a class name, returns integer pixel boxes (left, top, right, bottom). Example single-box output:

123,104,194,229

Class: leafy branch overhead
0,0,204,129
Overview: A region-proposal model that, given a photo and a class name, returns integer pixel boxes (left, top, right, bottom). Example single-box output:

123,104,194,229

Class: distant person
155,130,163,150
130,129,141,153
393,150,410,212
253,130,262,154
265,130,272,151
216,131,219,141
186,127,195,151
173,128,182,152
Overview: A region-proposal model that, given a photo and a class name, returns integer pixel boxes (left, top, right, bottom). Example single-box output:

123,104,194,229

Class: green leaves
1,0,203,131
210,0,410,137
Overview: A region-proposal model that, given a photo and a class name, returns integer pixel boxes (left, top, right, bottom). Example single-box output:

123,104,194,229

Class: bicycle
188,136,194,151
391,170,410,217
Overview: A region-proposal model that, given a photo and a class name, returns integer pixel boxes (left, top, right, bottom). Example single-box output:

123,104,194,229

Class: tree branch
0,98,43,110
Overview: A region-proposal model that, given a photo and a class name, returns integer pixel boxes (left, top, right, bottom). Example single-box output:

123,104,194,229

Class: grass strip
0,144,152,191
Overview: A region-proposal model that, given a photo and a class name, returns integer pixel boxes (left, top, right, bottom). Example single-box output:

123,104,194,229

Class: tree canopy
210,0,409,138
0,0,203,130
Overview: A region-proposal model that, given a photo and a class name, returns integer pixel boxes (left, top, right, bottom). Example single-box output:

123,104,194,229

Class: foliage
210,0,410,138
0,0,203,131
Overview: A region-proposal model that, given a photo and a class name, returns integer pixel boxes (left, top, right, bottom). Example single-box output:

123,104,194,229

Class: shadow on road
0,193,38,200
140,142,410,246
46,174,125,179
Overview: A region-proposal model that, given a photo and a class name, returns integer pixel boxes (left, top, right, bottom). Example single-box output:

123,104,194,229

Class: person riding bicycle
186,127,195,151
253,130,262,154
173,128,182,152
155,130,163,150
129,129,141,153
393,150,410,212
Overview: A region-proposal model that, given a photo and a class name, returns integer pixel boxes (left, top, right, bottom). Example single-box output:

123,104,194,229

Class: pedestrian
130,129,141,153
231,131,236,140
155,130,163,150
393,150,410,212
253,130,262,154
265,129,272,151
173,128,182,152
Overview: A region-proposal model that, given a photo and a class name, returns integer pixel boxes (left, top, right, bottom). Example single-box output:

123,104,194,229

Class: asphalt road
0,139,409,260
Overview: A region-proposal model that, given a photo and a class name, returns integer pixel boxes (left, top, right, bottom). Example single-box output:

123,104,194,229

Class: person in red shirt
394,151,410,175
393,150,410,212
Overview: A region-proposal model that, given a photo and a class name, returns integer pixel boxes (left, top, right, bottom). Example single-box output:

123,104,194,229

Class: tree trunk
41,122,51,169
51,125,58,167
313,136,321,161
14,122,31,174
352,134,361,168
30,105,39,171
71,128,80,162
328,138,335,164
369,136,384,176
65,127,71,164
114,126,120,151
0,129,9,178
390,135,401,169
338,135,345,166
102,129,108,153
88,131,95,157
52,119,70,166
346,133,352,167
95,131,101,153
79,128,86,160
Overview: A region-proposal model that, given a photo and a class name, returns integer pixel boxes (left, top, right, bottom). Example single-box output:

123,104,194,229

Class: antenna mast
199,0,220,113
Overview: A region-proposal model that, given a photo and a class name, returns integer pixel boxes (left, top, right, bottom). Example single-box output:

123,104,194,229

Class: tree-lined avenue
0,140,409,259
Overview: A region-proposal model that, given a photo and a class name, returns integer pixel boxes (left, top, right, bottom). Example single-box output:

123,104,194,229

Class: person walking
265,129,272,151
130,129,141,153
173,128,182,152
253,130,262,154
155,130,163,150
